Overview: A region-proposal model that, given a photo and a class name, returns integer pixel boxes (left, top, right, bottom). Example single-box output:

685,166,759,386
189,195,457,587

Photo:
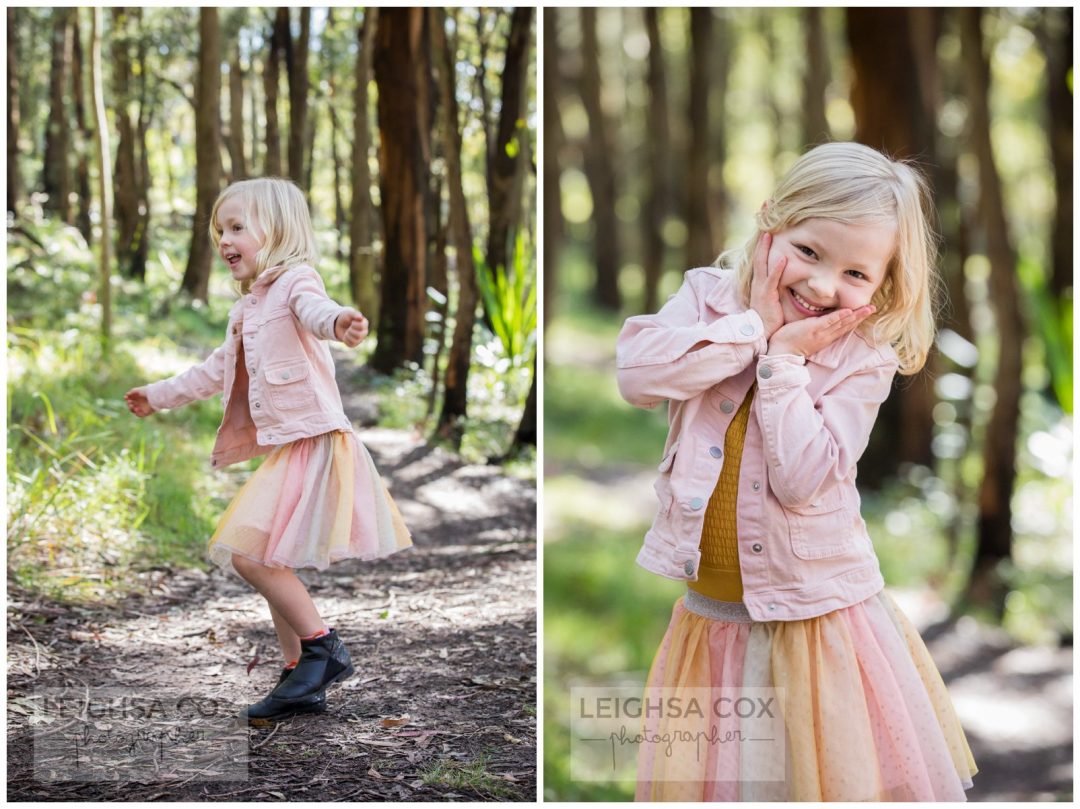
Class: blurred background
543,7,1072,801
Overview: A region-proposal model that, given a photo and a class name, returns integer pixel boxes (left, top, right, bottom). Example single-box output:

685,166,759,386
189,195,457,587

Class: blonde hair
719,142,940,375
209,177,319,294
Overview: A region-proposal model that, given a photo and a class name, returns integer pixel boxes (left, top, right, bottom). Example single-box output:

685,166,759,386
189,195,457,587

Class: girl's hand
749,232,786,339
334,309,369,348
124,387,156,418
767,305,876,359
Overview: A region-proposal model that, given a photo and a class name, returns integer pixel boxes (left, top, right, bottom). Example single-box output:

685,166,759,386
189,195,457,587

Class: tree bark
641,8,670,315
228,30,248,180
512,362,537,449
89,8,112,352
485,8,533,281
43,9,73,221
180,8,221,303
371,9,429,373
70,13,92,243
686,9,714,269
112,8,140,273
802,7,830,147
959,7,1025,617
542,8,564,332
431,8,480,444
350,8,379,322
288,7,310,187
7,9,20,215
579,8,620,311
1039,8,1072,302
131,8,152,280
263,8,288,177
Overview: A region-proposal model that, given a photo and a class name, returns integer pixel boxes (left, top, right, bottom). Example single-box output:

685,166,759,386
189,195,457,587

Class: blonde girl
126,178,412,722
617,142,977,800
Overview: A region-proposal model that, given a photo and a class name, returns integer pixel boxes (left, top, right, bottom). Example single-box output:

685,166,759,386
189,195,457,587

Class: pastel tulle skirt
636,589,977,802
208,429,412,576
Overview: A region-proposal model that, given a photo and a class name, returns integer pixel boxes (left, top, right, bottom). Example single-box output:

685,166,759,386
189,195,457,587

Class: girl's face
769,218,895,325
215,196,263,282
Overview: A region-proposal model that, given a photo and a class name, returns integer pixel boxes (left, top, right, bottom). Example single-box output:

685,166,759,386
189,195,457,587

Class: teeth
792,289,828,312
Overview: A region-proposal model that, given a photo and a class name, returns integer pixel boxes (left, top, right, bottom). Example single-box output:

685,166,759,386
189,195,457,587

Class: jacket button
720,400,734,414
282,371,291,379
752,481,761,491
254,402,261,409
767,603,776,612
683,559,695,577
709,446,722,458
752,543,763,553
759,365,773,379
248,297,256,305
740,323,756,336
689,497,705,510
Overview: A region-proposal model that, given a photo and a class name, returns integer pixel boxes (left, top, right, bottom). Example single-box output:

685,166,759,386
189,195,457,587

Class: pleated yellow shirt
687,383,756,602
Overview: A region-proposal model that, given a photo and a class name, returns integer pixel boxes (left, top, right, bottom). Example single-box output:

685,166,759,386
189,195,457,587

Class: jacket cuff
702,308,768,356
755,353,810,388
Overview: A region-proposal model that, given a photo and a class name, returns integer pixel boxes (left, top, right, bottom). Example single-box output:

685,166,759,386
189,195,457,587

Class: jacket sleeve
144,333,230,412
615,273,768,409
753,352,898,508
288,268,349,341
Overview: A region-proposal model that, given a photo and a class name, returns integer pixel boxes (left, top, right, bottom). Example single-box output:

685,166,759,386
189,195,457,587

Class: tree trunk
802,7,830,147
686,8,714,269
845,8,938,485
485,8,533,281
180,9,221,303
89,8,112,352
131,9,152,281
43,8,73,221
350,8,379,322
325,9,346,263
542,8,564,332
641,8,670,314
511,361,537,449
579,8,620,311
288,7,310,187
371,9,429,373
263,8,288,176
112,8,139,274
959,7,1025,617
70,13,92,243
7,9,20,215
228,37,248,180
431,8,480,445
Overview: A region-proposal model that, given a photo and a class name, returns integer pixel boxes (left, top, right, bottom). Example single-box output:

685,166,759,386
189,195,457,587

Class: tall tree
89,8,112,351
7,9,20,215
43,9,73,221
579,8,620,311
350,8,379,322
685,9,715,269
130,8,152,280
180,8,221,303
641,8,670,314
225,10,248,181
288,7,311,187
431,8,480,444
112,8,141,273
371,9,429,373
263,8,288,176
485,8,533,282
802,7,830,147
542,8,564,332
70,12,93,242
959,7,1025,616
845,8,938,483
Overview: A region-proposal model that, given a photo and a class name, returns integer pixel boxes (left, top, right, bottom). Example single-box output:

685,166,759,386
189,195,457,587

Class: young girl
125,178,412,722
616,142,977,800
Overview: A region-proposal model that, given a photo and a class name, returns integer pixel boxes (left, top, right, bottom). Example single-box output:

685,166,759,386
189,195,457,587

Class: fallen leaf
246,654,261,676
502,773,519,782
380,715,410,728
503,733,522,744
367,767,383,780
266,791,285,799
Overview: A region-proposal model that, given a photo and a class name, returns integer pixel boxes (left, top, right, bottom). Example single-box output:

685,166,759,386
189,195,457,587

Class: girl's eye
846,269,867,281
795,244,817,259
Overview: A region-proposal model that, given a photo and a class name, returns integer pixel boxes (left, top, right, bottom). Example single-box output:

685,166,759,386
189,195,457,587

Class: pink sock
299,627,329,641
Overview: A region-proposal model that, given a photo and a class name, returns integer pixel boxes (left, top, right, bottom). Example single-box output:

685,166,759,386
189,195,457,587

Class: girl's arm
143,335,231,412
615,271,768,408
288,268,350,341
753,351,898,508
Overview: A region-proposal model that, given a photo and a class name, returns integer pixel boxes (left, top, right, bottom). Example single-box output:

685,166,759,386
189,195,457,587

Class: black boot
244,678,327,722
273,628,355,700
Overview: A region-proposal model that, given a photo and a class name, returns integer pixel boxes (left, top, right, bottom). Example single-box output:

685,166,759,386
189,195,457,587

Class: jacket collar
702,268,848,369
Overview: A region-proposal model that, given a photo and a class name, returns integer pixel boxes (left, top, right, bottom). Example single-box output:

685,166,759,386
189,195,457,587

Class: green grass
420,753,521,799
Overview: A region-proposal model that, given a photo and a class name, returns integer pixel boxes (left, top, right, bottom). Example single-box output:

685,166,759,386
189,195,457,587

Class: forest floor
7,355,537,801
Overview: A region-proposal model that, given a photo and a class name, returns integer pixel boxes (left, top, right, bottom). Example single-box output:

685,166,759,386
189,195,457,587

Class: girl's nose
807,274,836,301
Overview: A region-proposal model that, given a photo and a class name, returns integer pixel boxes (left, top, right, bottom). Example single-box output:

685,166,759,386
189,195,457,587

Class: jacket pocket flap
789,485,846,515
657,439,681,473
265,362,309,385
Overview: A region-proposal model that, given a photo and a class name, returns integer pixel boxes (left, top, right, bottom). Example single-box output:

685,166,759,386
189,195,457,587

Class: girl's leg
269,603,302,665
232,555,326,638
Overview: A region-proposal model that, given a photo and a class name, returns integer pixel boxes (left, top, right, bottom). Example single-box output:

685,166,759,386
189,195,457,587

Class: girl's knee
232,552,264,579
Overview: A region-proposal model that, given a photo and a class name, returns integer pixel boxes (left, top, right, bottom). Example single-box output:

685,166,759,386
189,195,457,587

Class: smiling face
769,218,895,324
214,195,263,283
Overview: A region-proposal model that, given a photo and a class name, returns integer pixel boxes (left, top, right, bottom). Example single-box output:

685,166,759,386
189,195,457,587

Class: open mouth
225,253,241,267
789,288,833,316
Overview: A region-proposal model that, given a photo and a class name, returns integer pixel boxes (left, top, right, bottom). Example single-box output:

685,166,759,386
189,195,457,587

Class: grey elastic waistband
684,590,754,623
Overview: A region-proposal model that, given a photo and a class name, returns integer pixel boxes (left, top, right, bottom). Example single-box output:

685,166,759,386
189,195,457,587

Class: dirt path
7,370,537,801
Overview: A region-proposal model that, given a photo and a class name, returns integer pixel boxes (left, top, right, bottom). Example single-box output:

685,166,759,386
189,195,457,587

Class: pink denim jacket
146,264,354,469
616,267,900,621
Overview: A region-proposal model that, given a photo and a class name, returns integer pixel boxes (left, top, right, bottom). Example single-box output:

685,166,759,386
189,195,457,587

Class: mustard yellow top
688,383,756,601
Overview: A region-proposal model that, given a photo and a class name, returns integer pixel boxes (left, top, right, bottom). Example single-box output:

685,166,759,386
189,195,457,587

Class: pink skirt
208,429,412,576
636,589,977,801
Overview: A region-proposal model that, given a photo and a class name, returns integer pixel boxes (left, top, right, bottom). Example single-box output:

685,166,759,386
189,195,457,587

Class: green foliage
474,231,537,367
1016,254,1072,413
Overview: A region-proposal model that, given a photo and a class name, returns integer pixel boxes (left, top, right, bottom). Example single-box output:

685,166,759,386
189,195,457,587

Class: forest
7,8,538,800
543,7,1071,801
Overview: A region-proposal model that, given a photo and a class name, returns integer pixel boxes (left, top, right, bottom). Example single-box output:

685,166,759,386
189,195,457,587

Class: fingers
753,232,771,279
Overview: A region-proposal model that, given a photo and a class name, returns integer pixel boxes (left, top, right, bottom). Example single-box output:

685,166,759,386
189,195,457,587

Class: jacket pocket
264,360,315,411
652,439,680,517
784,486,858,560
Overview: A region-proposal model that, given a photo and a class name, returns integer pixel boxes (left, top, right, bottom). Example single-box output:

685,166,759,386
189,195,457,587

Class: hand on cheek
767,304,876,358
